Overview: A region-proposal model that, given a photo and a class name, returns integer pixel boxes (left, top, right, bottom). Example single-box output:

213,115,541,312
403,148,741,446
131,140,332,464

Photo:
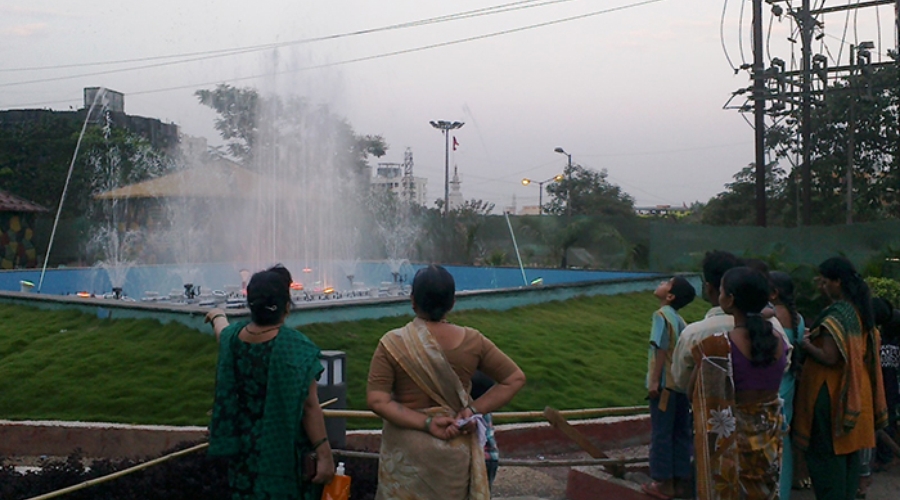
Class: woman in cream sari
367,265,526,500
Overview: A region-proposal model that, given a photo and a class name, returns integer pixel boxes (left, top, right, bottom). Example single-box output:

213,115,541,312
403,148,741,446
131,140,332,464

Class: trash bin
317,350,347,448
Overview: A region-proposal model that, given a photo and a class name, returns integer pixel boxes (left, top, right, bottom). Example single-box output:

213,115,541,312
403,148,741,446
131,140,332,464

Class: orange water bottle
322,461,351,500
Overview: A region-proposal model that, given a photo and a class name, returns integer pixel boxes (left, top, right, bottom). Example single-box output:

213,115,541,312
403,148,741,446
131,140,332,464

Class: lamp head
521,178,531,186
554,174,564,182
554,147,566,154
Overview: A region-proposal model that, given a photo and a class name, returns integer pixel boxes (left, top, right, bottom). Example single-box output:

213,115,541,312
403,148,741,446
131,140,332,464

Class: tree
544,165,635,217
701,162,786,226
195,84,387,175
0,112,171,217
415,199,496,264
195,85,259,162
519,216,634,269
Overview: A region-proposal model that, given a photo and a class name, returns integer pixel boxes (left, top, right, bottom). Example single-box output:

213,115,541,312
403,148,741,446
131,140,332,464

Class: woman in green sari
206,266,335,500
793,257,887,500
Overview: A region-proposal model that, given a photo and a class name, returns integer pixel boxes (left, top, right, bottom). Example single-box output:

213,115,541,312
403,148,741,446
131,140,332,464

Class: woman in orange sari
690,266,788,499
366,265,526,500
793,257,887,500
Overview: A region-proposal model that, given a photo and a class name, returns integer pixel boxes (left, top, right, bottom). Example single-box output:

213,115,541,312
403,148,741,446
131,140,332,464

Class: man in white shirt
671,251,790,393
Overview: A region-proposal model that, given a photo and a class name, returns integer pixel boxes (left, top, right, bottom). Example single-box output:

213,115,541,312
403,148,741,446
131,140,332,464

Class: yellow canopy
94,158,281,200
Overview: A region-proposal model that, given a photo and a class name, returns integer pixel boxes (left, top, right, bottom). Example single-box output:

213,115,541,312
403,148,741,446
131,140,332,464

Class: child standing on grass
643,276,696,500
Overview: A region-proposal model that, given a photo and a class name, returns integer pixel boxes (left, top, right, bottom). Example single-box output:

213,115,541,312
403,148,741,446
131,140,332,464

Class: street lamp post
554,147,573,218
521,174,564,214
429,120,464,216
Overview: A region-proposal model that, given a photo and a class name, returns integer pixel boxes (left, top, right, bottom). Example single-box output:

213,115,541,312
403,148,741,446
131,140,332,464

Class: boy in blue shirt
643,276,696,500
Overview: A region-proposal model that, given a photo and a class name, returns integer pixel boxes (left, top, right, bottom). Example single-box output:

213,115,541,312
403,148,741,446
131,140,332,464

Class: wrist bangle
423,416,433,433
210,314,226,321
312,437,328,450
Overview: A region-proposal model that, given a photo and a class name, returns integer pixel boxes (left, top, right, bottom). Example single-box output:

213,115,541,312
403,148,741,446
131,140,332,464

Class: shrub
866,277,900,308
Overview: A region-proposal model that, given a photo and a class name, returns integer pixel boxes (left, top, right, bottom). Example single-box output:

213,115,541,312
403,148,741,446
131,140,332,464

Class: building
0,190,47,269
0,87,180,154
447,166,464,210
634,205,692,217
370,148,428,206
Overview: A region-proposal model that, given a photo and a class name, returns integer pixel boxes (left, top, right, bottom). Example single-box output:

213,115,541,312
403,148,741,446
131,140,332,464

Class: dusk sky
1,1,892,210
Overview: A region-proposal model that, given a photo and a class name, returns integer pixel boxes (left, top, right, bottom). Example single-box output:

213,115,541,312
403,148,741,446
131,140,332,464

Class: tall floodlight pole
430,120,464,216
554,147,573,219
752,0,767,226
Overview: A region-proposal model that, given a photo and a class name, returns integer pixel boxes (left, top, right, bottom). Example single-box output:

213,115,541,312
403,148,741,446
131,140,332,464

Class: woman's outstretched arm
204,308,230,343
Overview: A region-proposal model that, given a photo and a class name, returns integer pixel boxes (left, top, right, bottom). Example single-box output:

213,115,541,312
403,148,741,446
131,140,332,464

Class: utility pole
752,0,767,226
800,0,813,226
729,0,898,225
554,147,573,220
847,46,856,225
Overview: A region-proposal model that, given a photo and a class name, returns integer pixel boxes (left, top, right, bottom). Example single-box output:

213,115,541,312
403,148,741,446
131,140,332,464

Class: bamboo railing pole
333,449,648,467
322,405,648,421
24,398,340,500
24,443,210,500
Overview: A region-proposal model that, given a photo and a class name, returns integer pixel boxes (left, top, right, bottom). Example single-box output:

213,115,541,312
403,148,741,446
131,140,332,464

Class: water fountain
3,61,665,328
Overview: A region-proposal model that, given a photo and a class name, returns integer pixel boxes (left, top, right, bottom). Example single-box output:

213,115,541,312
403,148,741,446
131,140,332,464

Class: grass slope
0,294,707,427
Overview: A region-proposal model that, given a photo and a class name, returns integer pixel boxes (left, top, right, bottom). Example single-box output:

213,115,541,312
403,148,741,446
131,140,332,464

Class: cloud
0,6,72,17
1,23,49,37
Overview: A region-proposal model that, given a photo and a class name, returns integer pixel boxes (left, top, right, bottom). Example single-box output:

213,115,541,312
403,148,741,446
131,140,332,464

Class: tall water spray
224,64,369,291
88,106,169,295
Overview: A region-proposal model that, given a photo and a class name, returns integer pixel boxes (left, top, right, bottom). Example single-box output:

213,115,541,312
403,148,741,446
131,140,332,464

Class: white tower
448,165,463,210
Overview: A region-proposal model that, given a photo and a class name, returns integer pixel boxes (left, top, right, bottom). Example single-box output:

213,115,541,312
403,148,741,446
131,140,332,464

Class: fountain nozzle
112,287,123,300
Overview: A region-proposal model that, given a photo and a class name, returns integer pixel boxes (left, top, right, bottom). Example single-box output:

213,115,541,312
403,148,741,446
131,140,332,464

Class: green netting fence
648,219,900,274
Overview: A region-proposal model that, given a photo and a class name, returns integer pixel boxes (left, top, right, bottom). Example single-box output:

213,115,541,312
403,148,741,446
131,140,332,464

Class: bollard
317,350,347,448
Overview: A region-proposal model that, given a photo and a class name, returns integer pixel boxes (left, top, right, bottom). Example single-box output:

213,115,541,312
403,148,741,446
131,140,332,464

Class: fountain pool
0,264,678,332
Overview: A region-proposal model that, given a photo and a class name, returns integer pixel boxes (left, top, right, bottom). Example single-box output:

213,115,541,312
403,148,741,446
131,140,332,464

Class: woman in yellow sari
690,266,788,500
793,257,887,500
366,265,526,500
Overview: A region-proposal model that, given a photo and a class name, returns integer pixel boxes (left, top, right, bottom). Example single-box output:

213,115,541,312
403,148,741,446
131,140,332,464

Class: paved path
491,459,900,499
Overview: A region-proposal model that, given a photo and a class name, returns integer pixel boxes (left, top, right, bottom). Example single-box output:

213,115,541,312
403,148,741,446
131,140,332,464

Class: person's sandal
642,481,674,500
792,477,811,490
857,476,871,499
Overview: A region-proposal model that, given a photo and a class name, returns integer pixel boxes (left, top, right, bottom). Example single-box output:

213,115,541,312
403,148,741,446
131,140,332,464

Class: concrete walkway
491,459,900,500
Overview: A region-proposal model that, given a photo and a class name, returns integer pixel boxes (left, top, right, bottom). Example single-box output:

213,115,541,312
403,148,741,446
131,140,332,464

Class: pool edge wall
0,273,698,332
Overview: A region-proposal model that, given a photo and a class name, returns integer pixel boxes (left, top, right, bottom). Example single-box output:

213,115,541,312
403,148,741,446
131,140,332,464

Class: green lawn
0,294,707,427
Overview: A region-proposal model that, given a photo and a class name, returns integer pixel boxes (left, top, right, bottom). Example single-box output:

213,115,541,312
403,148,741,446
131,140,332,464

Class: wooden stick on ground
877,429,900,458
542,406,626,478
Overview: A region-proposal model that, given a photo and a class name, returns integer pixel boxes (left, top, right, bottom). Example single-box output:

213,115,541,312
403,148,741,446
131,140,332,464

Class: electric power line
721,0,738,71
0,0,551,73
6,0,669,108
